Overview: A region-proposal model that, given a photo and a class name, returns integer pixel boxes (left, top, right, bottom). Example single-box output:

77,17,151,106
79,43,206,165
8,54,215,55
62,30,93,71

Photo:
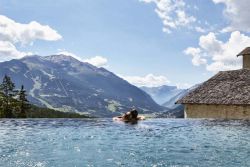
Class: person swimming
113,109,145,122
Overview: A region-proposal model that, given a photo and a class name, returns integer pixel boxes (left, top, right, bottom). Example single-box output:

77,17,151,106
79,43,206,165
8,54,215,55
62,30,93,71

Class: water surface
0,119,249,167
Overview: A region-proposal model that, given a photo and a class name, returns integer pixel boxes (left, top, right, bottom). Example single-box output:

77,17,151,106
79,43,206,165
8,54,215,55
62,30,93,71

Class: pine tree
0,75,17,118
18,85,29,118
0,92,4,117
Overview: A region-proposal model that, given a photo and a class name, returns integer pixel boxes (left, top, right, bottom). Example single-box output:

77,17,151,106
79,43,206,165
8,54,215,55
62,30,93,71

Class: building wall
185,104,250,119
243,56,250,69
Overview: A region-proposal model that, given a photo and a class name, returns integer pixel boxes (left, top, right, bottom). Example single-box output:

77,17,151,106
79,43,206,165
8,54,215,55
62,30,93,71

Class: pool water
0,119,249,167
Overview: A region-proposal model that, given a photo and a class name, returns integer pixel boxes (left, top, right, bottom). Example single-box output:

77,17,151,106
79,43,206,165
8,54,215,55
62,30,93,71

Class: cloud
121,74,170,87
185,31,250,72
0,41,32,62
84,56,108,68
184,47,207,66
195,26,206,33
212,0,250,32
140,0,196,33
57,50,108,68
0,15,62,62
0,15,62,45
176,83,193,89
57,51,84,62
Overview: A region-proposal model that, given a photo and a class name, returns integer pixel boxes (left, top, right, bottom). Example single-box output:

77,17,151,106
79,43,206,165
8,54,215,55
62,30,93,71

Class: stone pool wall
185,104,250,119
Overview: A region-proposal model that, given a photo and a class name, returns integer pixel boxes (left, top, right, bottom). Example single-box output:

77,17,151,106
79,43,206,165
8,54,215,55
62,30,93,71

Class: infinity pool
0,119,249,167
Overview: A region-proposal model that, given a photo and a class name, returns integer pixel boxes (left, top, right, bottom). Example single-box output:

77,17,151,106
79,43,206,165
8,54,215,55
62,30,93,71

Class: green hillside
0,75,89,118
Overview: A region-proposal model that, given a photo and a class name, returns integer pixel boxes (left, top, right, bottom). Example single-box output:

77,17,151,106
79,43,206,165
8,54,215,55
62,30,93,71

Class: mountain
162,84,200,108
0,91,89,118
160,84,200,118
140,85,184,105
162,89,189,108
157,105,185,118
0,55,164,117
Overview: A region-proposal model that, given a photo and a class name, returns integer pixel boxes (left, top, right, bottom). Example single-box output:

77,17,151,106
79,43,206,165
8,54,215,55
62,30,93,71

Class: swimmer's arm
138,116,145,120
113,116,123,121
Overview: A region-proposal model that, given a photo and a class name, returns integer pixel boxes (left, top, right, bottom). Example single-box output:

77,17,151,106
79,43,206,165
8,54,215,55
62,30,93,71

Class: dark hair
123,114,130,120
130,109,138,119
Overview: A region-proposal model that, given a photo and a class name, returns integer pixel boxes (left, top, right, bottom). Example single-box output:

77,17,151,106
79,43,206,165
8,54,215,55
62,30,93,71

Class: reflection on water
0,119,250,167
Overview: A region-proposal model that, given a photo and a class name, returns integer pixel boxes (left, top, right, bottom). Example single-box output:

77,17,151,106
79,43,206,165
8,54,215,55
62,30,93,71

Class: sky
1,0,250,88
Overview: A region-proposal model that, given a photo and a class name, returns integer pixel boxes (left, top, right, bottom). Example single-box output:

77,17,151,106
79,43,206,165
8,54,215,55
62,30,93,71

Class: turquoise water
0,119,249,167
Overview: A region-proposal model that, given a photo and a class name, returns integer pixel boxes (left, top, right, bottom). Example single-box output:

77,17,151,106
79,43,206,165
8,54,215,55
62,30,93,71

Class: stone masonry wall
185,104,250,119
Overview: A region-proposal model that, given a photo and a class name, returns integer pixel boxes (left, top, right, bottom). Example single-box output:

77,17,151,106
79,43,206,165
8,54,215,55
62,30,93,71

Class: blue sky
1,0,250,88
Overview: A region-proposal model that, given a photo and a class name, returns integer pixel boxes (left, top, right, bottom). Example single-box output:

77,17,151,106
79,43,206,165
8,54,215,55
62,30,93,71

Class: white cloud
212,0,250,32
121,74,170,87
193,5,199,11
184,47,207,66
57,50,108,68
140,0,196,33
176,83,193,89
195,26,206,33
0,41,32,62
185,31,250,72
0,15,62,45
199,32,222,54
57,51,84,62
0,15,62,62
84,56,108,68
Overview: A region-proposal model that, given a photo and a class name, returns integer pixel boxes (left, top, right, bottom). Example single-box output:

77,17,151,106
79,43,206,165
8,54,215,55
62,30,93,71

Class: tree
18,85,29,118
0,92,4,117
0,75,17,118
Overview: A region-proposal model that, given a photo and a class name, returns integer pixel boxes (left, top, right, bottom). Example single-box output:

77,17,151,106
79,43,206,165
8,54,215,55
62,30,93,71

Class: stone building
177,47,250,119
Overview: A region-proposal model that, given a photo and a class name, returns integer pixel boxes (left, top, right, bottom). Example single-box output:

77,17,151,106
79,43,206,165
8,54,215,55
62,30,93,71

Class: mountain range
0,55,164,117
158,85,199,118
140,85,185,106
141,85,199,118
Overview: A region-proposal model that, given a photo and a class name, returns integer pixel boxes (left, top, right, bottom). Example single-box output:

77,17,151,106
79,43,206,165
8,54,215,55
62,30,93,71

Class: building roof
237,47,250,57
177,69,250,105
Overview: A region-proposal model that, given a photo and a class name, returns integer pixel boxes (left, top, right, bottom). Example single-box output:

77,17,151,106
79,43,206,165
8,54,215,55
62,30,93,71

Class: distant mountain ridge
140,85,185,105
162,90,189,108
141,85,200,118
159,84,200,118
0,55,164,117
